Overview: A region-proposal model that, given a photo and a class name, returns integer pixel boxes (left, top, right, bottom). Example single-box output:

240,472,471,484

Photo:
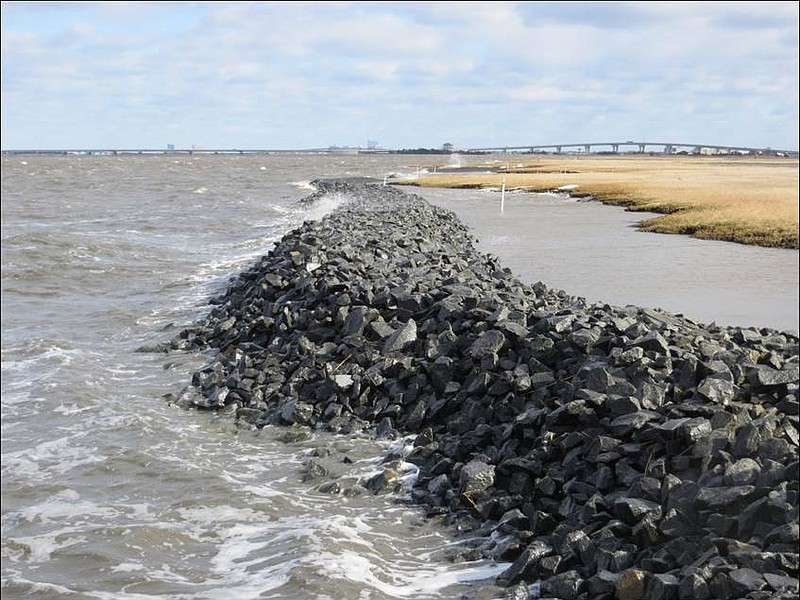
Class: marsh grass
400,156,799,248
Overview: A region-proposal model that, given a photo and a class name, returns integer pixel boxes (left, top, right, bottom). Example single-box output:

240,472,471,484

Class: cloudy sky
2,1,798,151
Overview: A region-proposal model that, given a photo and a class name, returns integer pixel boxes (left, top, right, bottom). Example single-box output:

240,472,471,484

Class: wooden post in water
501,178,506,214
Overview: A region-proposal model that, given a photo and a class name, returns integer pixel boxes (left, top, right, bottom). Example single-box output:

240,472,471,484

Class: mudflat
397,155,799,249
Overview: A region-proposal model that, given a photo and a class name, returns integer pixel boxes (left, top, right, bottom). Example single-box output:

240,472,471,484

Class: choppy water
2,153,797,600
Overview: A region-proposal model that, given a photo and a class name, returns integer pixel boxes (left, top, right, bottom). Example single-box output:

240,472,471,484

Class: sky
1,1,798,151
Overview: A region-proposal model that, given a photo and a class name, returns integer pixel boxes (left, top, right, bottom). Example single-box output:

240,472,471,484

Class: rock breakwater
162,180,799,599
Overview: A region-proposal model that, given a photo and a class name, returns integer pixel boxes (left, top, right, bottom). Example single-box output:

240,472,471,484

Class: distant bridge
466,141,799,157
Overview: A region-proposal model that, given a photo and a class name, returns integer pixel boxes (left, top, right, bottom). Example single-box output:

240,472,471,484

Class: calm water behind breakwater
414,184,798,334
2,154,797,599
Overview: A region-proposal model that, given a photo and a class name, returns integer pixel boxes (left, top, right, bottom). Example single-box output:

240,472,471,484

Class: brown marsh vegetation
396,155,799,249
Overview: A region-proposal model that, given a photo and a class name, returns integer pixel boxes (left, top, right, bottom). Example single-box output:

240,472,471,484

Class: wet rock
281,401,314,425
503,582,530,600
496,540,554,586
542,569,583,600
460,460,495,496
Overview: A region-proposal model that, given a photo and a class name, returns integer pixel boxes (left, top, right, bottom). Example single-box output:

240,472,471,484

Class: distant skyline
2,1,798,151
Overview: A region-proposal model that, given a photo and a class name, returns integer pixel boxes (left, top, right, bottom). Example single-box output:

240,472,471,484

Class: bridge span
466,141,798,157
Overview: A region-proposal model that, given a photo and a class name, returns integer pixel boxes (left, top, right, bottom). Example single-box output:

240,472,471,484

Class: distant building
367,140,379,150
166,144,175,152
442,142,454,152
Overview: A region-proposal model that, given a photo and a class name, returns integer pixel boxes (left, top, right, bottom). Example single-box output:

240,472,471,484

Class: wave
289,180,318,191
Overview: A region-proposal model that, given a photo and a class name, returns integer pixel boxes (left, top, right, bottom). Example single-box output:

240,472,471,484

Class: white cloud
1,1,797,149
354,60,400,81
507,85,578,102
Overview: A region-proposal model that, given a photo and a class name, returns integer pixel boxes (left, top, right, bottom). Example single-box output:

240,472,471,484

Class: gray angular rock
748,363,799,387
679,573,710,600
468,329,506,359
697,377,736,404
459,459,495,495
763,572,799,592
632,331,670,354
496,540,554,586
542,570,583,600
382,319,417,355
614,497,663,525
645,573,680,600
696,485,756,509
724,457,761,485
728,568,767,596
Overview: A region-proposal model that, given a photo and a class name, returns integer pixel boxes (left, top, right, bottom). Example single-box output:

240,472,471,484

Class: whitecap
265,202,291,214
310,548,509,598
3,435,107,482
52,402,95,416
0,574,77,597
176,504,266,525
110,561,145,573
18,488,118,524
298,191,351,222
289,180,317,191
9,529,86,563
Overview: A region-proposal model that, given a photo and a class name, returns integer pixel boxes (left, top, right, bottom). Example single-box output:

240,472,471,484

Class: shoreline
156,180,799,599
392,155,799,250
